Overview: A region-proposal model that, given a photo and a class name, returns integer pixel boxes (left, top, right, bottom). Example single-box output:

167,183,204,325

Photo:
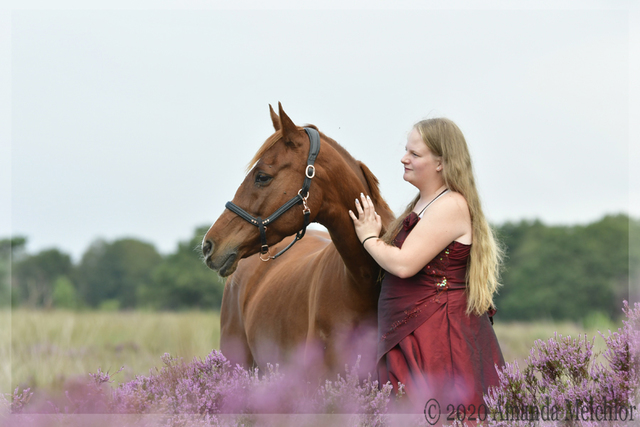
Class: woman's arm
349,193,471,278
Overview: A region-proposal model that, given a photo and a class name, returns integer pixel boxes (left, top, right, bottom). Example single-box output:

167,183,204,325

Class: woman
349,118,505,412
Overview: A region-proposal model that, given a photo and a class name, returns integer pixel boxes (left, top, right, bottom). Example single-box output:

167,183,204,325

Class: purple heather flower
485,301,640,427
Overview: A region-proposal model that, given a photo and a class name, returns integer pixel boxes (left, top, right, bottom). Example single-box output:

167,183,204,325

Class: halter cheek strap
224,127,321,261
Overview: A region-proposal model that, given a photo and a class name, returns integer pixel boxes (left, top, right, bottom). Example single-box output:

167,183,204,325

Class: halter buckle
305,165,316,179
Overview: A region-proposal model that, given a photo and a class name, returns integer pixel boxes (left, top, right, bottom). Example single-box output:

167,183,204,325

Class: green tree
52,276,78,309
495,214,631,321
139,226,225,310
76,238,162,309
12,247,73,308
0,237,27,307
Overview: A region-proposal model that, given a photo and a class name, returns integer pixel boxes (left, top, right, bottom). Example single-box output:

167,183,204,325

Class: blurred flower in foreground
485,301,640,427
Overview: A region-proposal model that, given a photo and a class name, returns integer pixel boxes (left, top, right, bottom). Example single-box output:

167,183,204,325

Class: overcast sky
1,1,639,261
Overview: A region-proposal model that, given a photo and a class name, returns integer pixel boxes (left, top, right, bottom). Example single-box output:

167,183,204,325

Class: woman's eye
255,173,273,185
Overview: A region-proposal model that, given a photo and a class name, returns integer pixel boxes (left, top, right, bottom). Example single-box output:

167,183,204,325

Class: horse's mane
357,160,393,231
246,124,393,227
316,131,392,224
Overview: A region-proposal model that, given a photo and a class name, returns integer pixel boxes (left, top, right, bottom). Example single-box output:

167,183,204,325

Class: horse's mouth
206,251,238,277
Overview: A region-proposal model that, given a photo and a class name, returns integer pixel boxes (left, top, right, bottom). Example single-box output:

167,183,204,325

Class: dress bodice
377,212,471,358
392,211,471,290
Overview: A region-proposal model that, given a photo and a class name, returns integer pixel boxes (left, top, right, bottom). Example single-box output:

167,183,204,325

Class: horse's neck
314,148,391,294
321,210,379,283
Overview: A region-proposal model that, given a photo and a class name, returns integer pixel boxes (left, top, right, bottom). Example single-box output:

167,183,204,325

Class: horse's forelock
245,130,283,172
245,125,321,173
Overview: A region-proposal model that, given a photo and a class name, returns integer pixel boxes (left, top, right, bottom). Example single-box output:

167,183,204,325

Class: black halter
225,127,321,261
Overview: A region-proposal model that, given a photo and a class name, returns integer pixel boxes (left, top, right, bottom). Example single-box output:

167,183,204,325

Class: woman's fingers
363,197,371,220
359,194,368,214
368,196,376,218
351,193,378,224
361,194,376,220
350,194,382,241
355,197,364,216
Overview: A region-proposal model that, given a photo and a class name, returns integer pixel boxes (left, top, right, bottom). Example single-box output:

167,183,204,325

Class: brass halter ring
259,245,271,262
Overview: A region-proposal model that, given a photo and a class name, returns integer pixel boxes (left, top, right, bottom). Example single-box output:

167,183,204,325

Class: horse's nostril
202,239,213,258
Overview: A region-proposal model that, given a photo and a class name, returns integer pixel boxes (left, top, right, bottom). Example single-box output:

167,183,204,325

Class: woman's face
401,128,441,187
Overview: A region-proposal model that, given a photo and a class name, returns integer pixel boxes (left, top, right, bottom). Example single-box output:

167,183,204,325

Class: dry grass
3,309,220,394
0,309,622,396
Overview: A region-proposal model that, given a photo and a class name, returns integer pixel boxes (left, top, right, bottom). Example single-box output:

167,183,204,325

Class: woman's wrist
361,235,378,245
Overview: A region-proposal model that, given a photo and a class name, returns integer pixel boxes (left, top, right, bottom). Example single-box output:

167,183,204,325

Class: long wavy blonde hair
381,118,504,316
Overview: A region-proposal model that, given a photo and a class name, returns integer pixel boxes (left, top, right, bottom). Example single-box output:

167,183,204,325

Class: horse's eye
255,172,273,186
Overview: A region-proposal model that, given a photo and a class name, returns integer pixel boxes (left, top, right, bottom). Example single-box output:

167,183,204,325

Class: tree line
1,214,637,321
0,226,225,311
494,213,638,322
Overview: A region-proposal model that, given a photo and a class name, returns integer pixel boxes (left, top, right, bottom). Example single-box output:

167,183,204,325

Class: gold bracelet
361,236,378,245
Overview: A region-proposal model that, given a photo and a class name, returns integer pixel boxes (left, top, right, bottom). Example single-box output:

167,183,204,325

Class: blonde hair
381,118,504,316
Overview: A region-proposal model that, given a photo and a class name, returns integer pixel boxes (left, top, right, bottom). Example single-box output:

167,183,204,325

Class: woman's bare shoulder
433,190,469,217
418,190,472,240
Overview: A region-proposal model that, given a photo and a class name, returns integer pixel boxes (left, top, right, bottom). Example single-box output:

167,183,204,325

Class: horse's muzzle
203,240,238,277
202,239,214,259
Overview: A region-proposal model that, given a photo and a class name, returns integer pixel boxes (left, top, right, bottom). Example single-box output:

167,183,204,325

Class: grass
493,318,620,369
3,309,220,395
0,309,622,396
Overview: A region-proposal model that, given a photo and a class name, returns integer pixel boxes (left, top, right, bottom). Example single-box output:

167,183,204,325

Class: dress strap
418,189,449,218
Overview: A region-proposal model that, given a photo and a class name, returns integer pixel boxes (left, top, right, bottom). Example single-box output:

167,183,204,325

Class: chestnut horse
202,104,394,374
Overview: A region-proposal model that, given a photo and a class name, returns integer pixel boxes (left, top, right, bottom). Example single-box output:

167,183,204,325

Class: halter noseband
225,127,321,261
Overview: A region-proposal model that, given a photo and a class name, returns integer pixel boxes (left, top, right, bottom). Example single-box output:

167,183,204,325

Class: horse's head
202,103,324,277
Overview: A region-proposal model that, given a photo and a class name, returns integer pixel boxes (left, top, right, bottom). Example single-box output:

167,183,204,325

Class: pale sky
1,1,639,261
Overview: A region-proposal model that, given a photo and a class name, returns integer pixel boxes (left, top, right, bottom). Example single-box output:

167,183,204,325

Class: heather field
1,309,620,397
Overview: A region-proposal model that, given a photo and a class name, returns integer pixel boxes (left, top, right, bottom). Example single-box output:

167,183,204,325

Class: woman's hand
348,193,382,243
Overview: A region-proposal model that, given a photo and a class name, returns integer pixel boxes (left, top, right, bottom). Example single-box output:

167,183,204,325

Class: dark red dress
377,212,504,413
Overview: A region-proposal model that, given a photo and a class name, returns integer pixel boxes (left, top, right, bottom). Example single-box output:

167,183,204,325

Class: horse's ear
269,104,281,131
278,102,300,147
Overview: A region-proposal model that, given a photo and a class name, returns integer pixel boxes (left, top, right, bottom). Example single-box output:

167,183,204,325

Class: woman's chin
403,175,418,187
